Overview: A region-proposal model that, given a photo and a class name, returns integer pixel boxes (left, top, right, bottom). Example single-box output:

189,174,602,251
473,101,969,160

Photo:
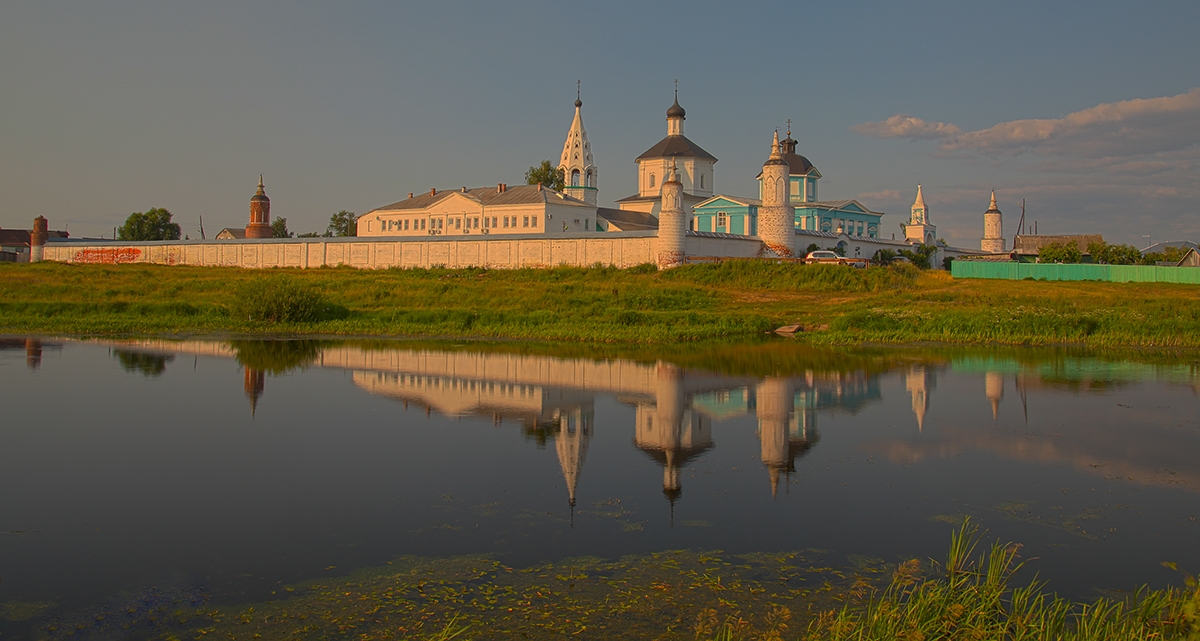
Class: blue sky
2,1,1197,247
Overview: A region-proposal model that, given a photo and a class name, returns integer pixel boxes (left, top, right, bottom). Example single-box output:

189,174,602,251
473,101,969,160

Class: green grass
3,261,1200,347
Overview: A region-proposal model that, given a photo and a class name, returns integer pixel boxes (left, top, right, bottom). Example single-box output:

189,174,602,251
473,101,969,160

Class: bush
1039,241,1082,264
233,277,322,323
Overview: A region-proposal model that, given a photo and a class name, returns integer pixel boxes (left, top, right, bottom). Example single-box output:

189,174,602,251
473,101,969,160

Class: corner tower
655,159,687,268
758,131,796,258
981,190,1005,252
245,175,272,239
558,83,598,205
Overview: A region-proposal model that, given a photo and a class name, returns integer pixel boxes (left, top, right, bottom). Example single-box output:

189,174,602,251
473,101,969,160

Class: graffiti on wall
73,247,142,264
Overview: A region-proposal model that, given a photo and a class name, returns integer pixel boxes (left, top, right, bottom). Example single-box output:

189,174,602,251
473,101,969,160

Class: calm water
1,337,1198,635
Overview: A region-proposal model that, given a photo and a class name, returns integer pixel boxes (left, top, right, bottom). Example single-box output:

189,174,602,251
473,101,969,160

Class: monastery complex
30,88,1007,268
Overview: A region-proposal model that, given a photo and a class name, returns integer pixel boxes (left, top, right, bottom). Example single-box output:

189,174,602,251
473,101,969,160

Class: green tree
326,210,358,237
1088,241,1141,265
271,216,293,238
872,249,896,265
296,231,321,238
1142,246,1188,265
525,160,566,191
117,208,181,241
805,243,821,256
898,244,937,269
1038,241,1082,263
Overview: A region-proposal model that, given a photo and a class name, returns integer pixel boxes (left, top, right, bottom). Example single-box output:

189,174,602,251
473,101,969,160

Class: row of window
381,214,542,233
379,372,541,397
647,173,706,189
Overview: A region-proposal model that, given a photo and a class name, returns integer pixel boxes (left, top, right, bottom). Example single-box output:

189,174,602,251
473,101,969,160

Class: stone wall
42,233,664,269
41,231,768,270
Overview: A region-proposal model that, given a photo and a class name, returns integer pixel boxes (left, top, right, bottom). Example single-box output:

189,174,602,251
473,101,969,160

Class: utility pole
199,215,206,240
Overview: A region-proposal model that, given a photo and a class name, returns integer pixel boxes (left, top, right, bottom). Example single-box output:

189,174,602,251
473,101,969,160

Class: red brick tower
245,175,273,239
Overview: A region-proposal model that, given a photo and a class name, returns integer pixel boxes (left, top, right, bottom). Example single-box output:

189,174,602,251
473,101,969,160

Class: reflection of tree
114,350,174,377
231,340,325,375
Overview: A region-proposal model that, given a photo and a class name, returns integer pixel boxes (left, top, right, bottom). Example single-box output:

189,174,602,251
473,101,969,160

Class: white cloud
850,115,961,140
942,88,1200,156
853,88,1200,157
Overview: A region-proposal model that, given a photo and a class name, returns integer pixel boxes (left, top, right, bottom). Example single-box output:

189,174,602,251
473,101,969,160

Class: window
492,217,498,228
699,174,705,189
790,181,800,197
522,216,528,228
532,215,538,228
717,211,728,229
503,217,509,228
404,219,409,231
421,219,426,230
649,173,656,188
586,169,593,187
483,217,489,228
473,217,479,228
571,169,580,186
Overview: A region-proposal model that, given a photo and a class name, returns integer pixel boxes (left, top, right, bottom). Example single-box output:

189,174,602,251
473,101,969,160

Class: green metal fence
951,261,1200,284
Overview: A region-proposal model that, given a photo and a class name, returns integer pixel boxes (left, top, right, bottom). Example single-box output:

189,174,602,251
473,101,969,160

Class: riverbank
3,261,1199,347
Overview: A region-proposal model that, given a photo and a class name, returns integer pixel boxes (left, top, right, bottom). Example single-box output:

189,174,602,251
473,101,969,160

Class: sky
1,1,1197,248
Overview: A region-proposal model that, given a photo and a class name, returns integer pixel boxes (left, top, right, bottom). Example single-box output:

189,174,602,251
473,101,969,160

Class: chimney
408,192,414,199
430,188,437,196
537,183,543,191
498,183,507,193
461,186,467,193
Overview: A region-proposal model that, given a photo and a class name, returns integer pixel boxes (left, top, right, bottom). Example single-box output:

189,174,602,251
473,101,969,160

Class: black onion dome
574,97,583,108
666,98,685,119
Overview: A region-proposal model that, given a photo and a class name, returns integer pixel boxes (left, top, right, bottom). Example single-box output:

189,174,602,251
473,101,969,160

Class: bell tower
558,81,598,205
904,184,937,245
245,175,273,239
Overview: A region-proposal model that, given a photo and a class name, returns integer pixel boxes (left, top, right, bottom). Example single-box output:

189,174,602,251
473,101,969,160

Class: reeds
801,518,1200,641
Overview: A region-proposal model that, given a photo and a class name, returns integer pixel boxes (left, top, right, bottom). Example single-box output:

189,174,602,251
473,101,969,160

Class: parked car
805,250,869,269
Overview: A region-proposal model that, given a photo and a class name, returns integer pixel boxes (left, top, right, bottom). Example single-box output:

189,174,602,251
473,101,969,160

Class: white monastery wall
42,234,658,270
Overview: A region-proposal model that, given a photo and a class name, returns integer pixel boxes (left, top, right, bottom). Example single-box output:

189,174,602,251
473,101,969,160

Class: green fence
951,261,1200,284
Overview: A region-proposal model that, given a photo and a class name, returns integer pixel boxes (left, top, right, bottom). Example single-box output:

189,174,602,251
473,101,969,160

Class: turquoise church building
692,132,884,239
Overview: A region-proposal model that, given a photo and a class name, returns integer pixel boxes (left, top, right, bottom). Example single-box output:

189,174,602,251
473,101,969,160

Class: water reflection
4,335,1198,629
85,338,1200,504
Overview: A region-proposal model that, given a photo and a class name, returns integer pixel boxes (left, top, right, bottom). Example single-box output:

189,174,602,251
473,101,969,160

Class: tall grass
3,261,1200,347
801,519,1200,641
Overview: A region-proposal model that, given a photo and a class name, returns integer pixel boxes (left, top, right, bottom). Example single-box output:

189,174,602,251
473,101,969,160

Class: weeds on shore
799,519,1200,641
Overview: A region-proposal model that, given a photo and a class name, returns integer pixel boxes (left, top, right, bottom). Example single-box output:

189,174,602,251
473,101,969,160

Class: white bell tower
558,81,598,205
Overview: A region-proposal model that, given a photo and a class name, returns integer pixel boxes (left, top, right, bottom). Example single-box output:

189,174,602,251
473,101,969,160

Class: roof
1141,240,1199,255
0,228,69,247
796,199,883,215
694,194,762,209
614,191,708,205
216,228,246,239
597,207,658,231
371,184,593,213
635,135,717,162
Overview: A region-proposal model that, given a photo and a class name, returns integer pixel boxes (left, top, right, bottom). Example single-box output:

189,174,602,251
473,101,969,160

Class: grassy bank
3,261,1200,347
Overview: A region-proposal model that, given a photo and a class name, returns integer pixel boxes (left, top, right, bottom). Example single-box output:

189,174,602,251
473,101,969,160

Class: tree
525,160,566,191
1142,246,1188,265
326,210,358,237
296,231,321,238
1038,241,1082,263
805,243,821,256
1087,241,1141,265
898,244,937,269
872,249,896,265
271,217,293,238
118,208,181,241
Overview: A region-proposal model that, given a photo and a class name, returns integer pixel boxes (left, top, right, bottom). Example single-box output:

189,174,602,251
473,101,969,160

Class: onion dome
666,97,685,119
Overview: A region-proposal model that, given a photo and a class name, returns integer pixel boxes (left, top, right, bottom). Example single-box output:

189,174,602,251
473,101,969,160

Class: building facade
358,184,596,237
615,92,717,218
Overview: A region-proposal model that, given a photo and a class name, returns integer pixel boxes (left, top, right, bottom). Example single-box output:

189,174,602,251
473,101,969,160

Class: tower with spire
904,184,937,245
981,190,1005,253
245,175,273,239
558,81,598,206
758,131,796,258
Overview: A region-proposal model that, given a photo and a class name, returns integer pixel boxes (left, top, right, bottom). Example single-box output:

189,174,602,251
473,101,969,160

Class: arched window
649,173,656,188
586,169,593,187
571,169,580,186
699,174,705,189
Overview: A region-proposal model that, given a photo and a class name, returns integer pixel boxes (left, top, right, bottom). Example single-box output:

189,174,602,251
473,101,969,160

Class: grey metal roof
597,207,658,231
371,184,592,213
635,135,717,162
614,192,708,205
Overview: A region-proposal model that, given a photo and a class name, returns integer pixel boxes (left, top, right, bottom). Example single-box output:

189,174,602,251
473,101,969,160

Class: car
805,250,869,269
